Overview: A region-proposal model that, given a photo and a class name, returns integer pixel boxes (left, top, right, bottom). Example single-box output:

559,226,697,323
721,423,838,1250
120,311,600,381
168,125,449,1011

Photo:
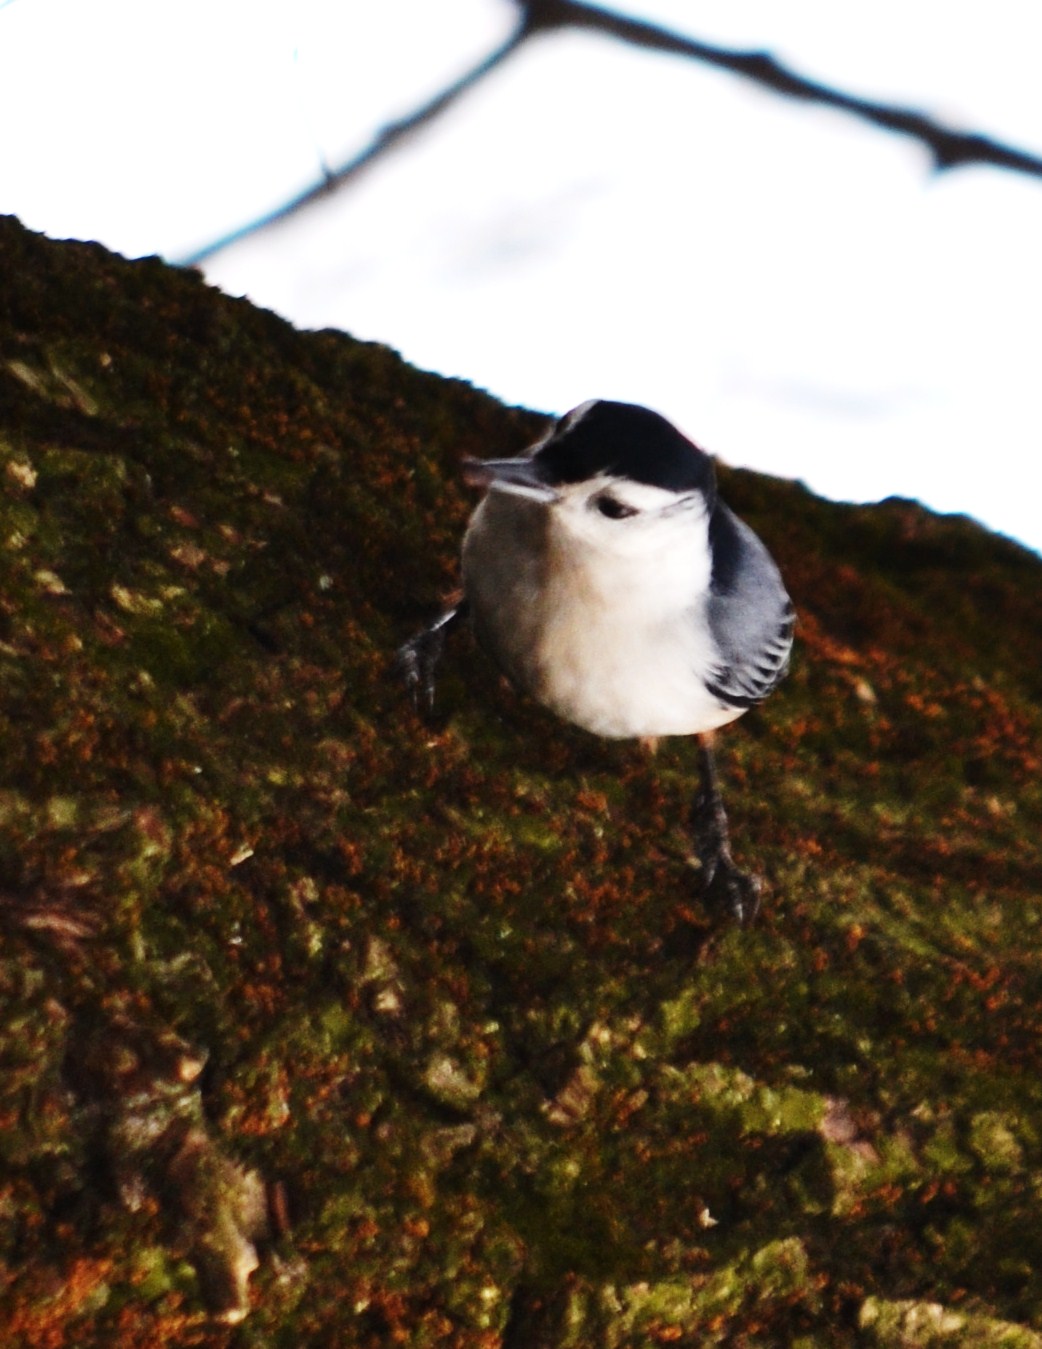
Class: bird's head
463,400,716,558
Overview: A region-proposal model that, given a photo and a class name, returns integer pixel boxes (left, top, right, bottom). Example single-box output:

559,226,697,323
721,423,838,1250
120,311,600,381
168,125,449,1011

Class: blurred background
3,0,1040,553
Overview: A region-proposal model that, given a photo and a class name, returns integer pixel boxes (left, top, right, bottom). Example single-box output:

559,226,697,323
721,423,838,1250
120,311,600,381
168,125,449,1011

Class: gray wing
703,502,794,709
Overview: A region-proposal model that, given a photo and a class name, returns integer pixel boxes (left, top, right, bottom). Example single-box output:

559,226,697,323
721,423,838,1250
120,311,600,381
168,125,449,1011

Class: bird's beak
461,455,560,503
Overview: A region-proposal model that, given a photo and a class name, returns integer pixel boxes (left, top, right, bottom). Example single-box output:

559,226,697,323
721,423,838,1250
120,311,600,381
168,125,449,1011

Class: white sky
2,0,1041,555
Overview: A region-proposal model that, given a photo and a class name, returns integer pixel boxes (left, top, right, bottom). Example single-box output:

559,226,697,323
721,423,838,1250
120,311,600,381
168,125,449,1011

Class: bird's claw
692,768,762,926
699,853,762,926
394,627,445,720
394,603,466,723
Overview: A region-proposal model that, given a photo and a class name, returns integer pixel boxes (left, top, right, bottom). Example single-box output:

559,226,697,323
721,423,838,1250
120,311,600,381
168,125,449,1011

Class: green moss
859,1296,1042,1346
4,213,1042,1343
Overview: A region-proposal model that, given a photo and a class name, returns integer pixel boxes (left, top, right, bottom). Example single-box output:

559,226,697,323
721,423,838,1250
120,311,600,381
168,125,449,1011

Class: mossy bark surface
3,214,1042,1345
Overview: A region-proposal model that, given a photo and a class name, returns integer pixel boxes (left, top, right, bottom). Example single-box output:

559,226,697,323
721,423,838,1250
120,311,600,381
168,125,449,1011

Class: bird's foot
698,848,762,926
692,777,762,926
395,627,446,721
394,604,465,722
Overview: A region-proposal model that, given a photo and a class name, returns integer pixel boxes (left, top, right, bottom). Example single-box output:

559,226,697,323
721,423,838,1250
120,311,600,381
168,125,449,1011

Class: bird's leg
395,600,468,721
691,732,762,925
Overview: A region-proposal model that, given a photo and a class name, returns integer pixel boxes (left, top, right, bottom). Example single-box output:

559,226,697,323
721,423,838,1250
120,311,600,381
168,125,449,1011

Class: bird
397,399,794,924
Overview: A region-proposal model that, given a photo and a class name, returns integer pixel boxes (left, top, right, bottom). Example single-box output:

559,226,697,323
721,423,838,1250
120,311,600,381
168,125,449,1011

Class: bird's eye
594,496,637,520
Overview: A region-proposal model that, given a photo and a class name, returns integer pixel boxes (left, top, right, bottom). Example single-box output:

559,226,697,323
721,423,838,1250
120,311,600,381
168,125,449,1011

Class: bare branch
179,23,528,266
523,0,1042,177
179,1,1042,266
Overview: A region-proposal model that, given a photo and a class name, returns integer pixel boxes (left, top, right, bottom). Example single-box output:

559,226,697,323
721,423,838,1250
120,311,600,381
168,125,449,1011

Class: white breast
462,491,744,740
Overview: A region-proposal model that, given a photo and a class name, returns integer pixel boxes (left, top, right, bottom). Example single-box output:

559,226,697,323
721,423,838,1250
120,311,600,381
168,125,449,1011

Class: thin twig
526,0,1042,176
179,0,1042,267
179,23,528,266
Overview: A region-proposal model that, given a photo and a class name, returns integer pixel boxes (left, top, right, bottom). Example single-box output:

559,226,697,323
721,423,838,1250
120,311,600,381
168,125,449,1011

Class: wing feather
703,504,794,710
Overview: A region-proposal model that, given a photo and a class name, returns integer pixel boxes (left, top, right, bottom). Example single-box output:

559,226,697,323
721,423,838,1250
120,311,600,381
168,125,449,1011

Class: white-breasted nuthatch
398,399,794,923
